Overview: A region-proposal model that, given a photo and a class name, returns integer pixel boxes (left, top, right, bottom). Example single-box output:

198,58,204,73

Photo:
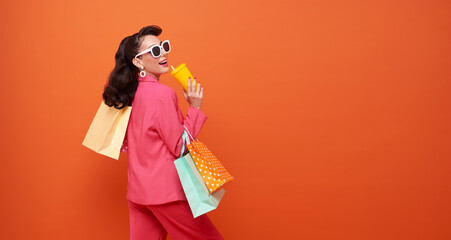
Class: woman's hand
183,77,203,109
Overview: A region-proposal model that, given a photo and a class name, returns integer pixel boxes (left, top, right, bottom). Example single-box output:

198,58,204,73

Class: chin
161,67,170,74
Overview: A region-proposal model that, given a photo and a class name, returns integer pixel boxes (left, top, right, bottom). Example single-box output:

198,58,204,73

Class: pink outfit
123,74,208,205
128,200,223,240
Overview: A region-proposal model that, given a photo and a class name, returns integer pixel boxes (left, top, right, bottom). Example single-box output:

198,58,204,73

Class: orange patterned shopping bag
184,126,234,193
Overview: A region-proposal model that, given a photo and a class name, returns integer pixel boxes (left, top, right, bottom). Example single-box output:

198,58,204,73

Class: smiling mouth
159,60,167,65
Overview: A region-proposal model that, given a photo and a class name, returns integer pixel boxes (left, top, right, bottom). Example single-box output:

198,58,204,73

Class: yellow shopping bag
82,101,131,160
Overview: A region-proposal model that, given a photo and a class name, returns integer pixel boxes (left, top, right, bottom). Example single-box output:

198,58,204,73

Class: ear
132,58,142,69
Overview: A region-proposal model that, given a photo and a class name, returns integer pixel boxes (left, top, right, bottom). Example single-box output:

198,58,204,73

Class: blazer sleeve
155,90,208,158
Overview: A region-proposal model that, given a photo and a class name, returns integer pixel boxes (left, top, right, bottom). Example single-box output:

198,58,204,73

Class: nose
161,48,168,58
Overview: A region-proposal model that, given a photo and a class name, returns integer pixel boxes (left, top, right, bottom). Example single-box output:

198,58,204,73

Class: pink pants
128,200,224,240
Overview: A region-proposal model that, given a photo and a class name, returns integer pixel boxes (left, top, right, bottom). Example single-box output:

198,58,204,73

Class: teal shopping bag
174,131,225,218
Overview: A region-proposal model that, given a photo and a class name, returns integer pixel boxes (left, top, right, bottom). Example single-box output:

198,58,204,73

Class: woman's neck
147,72,160,81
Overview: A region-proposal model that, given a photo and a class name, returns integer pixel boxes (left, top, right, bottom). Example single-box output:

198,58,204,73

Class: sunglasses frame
135,40,171,59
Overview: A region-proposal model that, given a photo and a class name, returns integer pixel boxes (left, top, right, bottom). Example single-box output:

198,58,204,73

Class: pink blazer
121,74,207,205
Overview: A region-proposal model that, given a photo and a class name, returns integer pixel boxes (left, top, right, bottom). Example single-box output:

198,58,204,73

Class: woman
103,25,223,240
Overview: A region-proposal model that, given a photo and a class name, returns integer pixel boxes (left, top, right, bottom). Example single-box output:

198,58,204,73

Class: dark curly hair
102,25,162,109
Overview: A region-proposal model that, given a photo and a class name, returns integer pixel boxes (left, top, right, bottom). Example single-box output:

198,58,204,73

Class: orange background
1,0,450,239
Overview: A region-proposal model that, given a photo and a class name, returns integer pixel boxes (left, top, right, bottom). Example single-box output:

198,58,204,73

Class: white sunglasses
135,40,171,59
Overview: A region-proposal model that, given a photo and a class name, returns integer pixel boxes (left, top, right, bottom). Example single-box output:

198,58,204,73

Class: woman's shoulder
155,83,177,102
136,82,177,102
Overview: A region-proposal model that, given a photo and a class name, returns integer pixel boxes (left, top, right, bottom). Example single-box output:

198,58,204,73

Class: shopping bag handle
180,130,191,157
183,125,195,141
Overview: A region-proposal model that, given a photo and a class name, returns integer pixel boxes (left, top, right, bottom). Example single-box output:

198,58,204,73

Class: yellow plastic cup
170,63,194,91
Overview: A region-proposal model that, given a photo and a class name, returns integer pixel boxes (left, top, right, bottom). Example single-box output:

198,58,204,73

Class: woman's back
126,74,207,205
